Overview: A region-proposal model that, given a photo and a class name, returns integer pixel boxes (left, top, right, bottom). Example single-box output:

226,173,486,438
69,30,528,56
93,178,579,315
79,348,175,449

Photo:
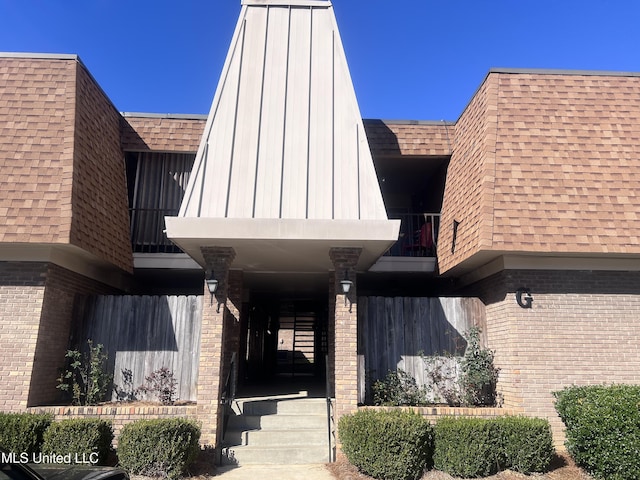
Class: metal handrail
325,354,334,462
221,352,237,441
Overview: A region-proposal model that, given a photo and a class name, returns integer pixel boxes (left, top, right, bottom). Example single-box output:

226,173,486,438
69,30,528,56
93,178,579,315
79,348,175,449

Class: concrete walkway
214,464,335,479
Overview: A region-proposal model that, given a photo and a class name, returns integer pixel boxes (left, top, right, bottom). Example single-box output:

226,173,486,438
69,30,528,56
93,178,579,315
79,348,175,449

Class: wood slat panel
75,295,202,402
358,296,485,403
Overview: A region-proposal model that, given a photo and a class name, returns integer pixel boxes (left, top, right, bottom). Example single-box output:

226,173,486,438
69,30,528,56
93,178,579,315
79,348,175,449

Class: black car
0,451,128,480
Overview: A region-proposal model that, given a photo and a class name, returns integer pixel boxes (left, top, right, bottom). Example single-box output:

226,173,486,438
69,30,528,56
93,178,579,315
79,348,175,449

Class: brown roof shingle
439,70,640,274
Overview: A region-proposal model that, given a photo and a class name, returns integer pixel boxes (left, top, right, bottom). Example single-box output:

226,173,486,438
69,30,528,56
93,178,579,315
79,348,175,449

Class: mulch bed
324,453,593,480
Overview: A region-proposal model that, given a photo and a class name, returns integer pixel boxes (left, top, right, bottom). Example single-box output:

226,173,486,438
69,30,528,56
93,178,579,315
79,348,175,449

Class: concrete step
227,412,327,431
221,444,330,465
225,427,329,447
237,397,327,415
222,395,333,465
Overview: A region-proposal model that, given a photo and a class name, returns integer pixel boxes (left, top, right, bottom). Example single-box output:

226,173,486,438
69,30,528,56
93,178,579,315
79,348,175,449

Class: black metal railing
221,352,238,442
129,208,182,253
385,213,440,257
325,354,334,462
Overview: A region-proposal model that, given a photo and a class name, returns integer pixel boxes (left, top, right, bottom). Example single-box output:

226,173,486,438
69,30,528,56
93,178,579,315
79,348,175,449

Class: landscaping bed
326,453,593,480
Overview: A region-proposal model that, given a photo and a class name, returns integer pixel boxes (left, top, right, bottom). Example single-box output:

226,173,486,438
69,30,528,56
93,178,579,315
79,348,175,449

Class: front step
222,444,330,465
221,396,332,465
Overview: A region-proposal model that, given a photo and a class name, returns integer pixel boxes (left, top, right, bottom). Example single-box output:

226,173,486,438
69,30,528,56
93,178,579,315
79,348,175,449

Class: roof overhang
165,217,400,272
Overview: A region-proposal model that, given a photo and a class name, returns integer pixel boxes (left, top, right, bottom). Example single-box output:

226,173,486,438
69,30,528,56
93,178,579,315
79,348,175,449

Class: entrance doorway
245,296,328,386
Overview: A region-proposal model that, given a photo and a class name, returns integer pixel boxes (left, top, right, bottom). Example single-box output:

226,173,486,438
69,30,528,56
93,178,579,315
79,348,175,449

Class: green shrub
42,418,113,465
496,416,553,474
433,417,501,477
117,418,201,480
554,384,640,480
458,327,499,406
372,369,428,406
0,413,53,454
339,409,433,480
57,340,112,406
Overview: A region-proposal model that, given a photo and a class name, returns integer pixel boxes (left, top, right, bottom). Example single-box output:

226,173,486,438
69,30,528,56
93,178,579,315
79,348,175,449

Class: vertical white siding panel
332,59,360,220
254,6,289,219
307,8,333,219
181,13,247,218
227,8,268,218
280,7,311,219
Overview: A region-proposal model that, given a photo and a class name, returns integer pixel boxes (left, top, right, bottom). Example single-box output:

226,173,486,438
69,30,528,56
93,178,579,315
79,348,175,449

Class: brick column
329,247,361,421
197,247,236,448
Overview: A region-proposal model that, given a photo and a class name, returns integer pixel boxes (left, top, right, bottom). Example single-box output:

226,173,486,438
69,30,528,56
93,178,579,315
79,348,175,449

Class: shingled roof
439,69,640,275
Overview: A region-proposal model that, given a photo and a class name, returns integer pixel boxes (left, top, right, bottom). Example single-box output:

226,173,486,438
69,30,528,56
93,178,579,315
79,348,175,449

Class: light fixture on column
340,270,354,312
205,270,219,309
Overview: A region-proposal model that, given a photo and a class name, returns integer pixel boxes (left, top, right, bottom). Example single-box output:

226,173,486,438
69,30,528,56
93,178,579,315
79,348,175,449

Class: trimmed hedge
0,413,53,454
433,417,501,477
117,418,201,480
554,384,640,480
42,418,114,465
497,416,554,474
339,409,433,480
433,416,553,477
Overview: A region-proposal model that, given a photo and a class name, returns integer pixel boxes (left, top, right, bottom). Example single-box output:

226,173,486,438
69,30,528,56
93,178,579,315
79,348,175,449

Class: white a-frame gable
166,0,399,271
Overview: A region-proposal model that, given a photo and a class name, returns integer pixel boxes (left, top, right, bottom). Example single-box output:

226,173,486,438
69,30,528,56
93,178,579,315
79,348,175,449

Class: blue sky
2,1,640,121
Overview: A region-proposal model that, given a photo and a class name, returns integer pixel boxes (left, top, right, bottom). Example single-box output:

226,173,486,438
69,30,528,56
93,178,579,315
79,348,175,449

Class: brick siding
0,261,120,411
472,269,640,447
197,247,238,447
0,263,47,411
330,247,361,421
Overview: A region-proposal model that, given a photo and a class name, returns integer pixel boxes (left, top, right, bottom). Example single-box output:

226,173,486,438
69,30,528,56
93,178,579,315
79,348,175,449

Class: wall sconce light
516,287,533,309
205,270,219,311
340,271,354,312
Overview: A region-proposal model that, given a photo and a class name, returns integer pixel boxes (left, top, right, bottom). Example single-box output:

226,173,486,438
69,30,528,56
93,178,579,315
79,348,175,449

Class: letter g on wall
516,288,533,309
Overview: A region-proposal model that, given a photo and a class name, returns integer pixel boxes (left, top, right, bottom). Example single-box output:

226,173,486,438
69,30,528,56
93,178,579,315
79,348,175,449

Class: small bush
117,418,201,480
372,369,428,406
0,413,53,454
137,367,178,405
554,384,640,480
433,417,501,477
458,327,499,406
57,340,112,406
496,416,554,474
338,409,433,480
42,418,113,465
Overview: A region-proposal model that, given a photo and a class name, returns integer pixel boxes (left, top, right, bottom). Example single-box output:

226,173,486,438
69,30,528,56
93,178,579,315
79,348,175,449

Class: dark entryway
245,296,328,384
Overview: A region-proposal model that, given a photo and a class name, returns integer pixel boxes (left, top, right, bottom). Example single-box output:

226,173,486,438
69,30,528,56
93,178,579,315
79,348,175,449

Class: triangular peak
178,0,387,221
167,0,399,271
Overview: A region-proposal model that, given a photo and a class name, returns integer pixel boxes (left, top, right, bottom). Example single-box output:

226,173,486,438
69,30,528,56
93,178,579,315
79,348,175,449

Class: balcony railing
130,208,181,253
129,208,440,258
385,213,440,257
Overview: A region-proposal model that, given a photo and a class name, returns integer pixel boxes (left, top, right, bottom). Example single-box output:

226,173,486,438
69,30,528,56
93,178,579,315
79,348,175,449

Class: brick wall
0,261,119,411
197,247,238,448
473,269,640,446
330,247,361,421
0,262,47,411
